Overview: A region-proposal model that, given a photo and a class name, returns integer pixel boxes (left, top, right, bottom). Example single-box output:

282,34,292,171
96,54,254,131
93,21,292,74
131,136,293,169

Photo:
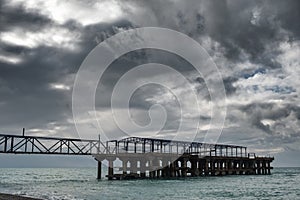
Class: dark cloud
0,4,134,135
0,0,299,167
201,0,285,68
274,0,300,39
0,2,53,32
236,102,300,146
223,76,238,95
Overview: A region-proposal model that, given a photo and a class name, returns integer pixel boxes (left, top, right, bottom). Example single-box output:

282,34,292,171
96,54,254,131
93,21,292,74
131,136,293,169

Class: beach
0,193,41,200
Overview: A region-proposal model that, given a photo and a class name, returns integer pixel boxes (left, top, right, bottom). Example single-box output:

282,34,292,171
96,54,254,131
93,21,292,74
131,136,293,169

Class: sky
0,0,299,167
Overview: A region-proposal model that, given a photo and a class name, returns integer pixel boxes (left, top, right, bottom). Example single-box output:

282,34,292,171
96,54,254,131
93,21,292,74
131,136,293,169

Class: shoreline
0,193,42,200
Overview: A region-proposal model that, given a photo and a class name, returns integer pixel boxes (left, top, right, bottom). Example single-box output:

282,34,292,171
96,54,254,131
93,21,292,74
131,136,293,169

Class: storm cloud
0,0,299,166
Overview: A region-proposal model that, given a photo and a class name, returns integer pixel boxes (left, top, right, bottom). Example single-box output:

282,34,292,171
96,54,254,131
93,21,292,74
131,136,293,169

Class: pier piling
97,161,102,179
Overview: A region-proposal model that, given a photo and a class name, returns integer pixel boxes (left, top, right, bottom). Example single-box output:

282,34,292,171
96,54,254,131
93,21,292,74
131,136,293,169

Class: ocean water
0,167,299,200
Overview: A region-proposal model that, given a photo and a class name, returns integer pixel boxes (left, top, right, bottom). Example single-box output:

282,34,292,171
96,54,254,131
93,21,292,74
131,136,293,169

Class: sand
0,193,42,200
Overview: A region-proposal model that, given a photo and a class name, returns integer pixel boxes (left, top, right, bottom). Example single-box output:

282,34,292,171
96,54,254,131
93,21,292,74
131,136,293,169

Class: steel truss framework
0,134,247,157
107,137,248,157
0,134,101,155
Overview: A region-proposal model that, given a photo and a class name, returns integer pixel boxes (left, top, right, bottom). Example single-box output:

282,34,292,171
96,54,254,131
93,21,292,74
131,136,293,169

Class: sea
0,167,299,200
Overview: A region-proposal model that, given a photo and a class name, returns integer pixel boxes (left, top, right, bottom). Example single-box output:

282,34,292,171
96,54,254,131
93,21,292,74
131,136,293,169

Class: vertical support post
257,161,261,175
199,160,202,175
4,136,7,152
175,160,180,177
140,159,146,178
106,141,109,153
199,146,202,156
267,161,271,175
10,137,14,152
22,128,25,136
24,138,27,152
97,161,102,180
60,141,62,153
67,141,70,154
108,159,114,180
191,160,196,176
117,141,119,154
151,141,154,152
262,161,266,175
31,139,34,152
241,147,243,157
115,141,118,154
131,159,137,176
182,158,187,177
122,159,127,175
98,134,101,153
149,158,154,178
169,160,176,177
143,140,146,153
204,159,209,175
161,159,167,177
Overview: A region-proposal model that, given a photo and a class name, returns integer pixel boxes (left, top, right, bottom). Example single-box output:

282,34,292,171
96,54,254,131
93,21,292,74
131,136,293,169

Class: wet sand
0,193,42,200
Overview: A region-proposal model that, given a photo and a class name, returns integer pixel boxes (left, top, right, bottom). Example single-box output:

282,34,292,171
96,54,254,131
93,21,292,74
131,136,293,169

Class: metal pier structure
0,133,274,180
95,137,274,179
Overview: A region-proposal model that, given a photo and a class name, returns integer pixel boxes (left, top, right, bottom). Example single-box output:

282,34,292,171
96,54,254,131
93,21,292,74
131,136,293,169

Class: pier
0,133,274,180
94,137,274,180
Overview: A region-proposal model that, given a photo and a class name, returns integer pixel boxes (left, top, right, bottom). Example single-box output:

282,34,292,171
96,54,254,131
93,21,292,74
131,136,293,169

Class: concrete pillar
170,161,175,177
257,161,261,175
122,159,128,175
175,160,181,177
250,161,255,175
204,160,209,175
149,158,155,178
152,159,159,178
161,159,167,177
262,161,266,175
140,159,146,178
239,161,242,175
182,159,187,177
215,160,219,176
226,160,229,173
198,161,203,176
108,159,114,180
131,159,138,175
232,161,237,175
267,161,271,175
97,161,102,179
211,160,215,176
192,161,199,176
